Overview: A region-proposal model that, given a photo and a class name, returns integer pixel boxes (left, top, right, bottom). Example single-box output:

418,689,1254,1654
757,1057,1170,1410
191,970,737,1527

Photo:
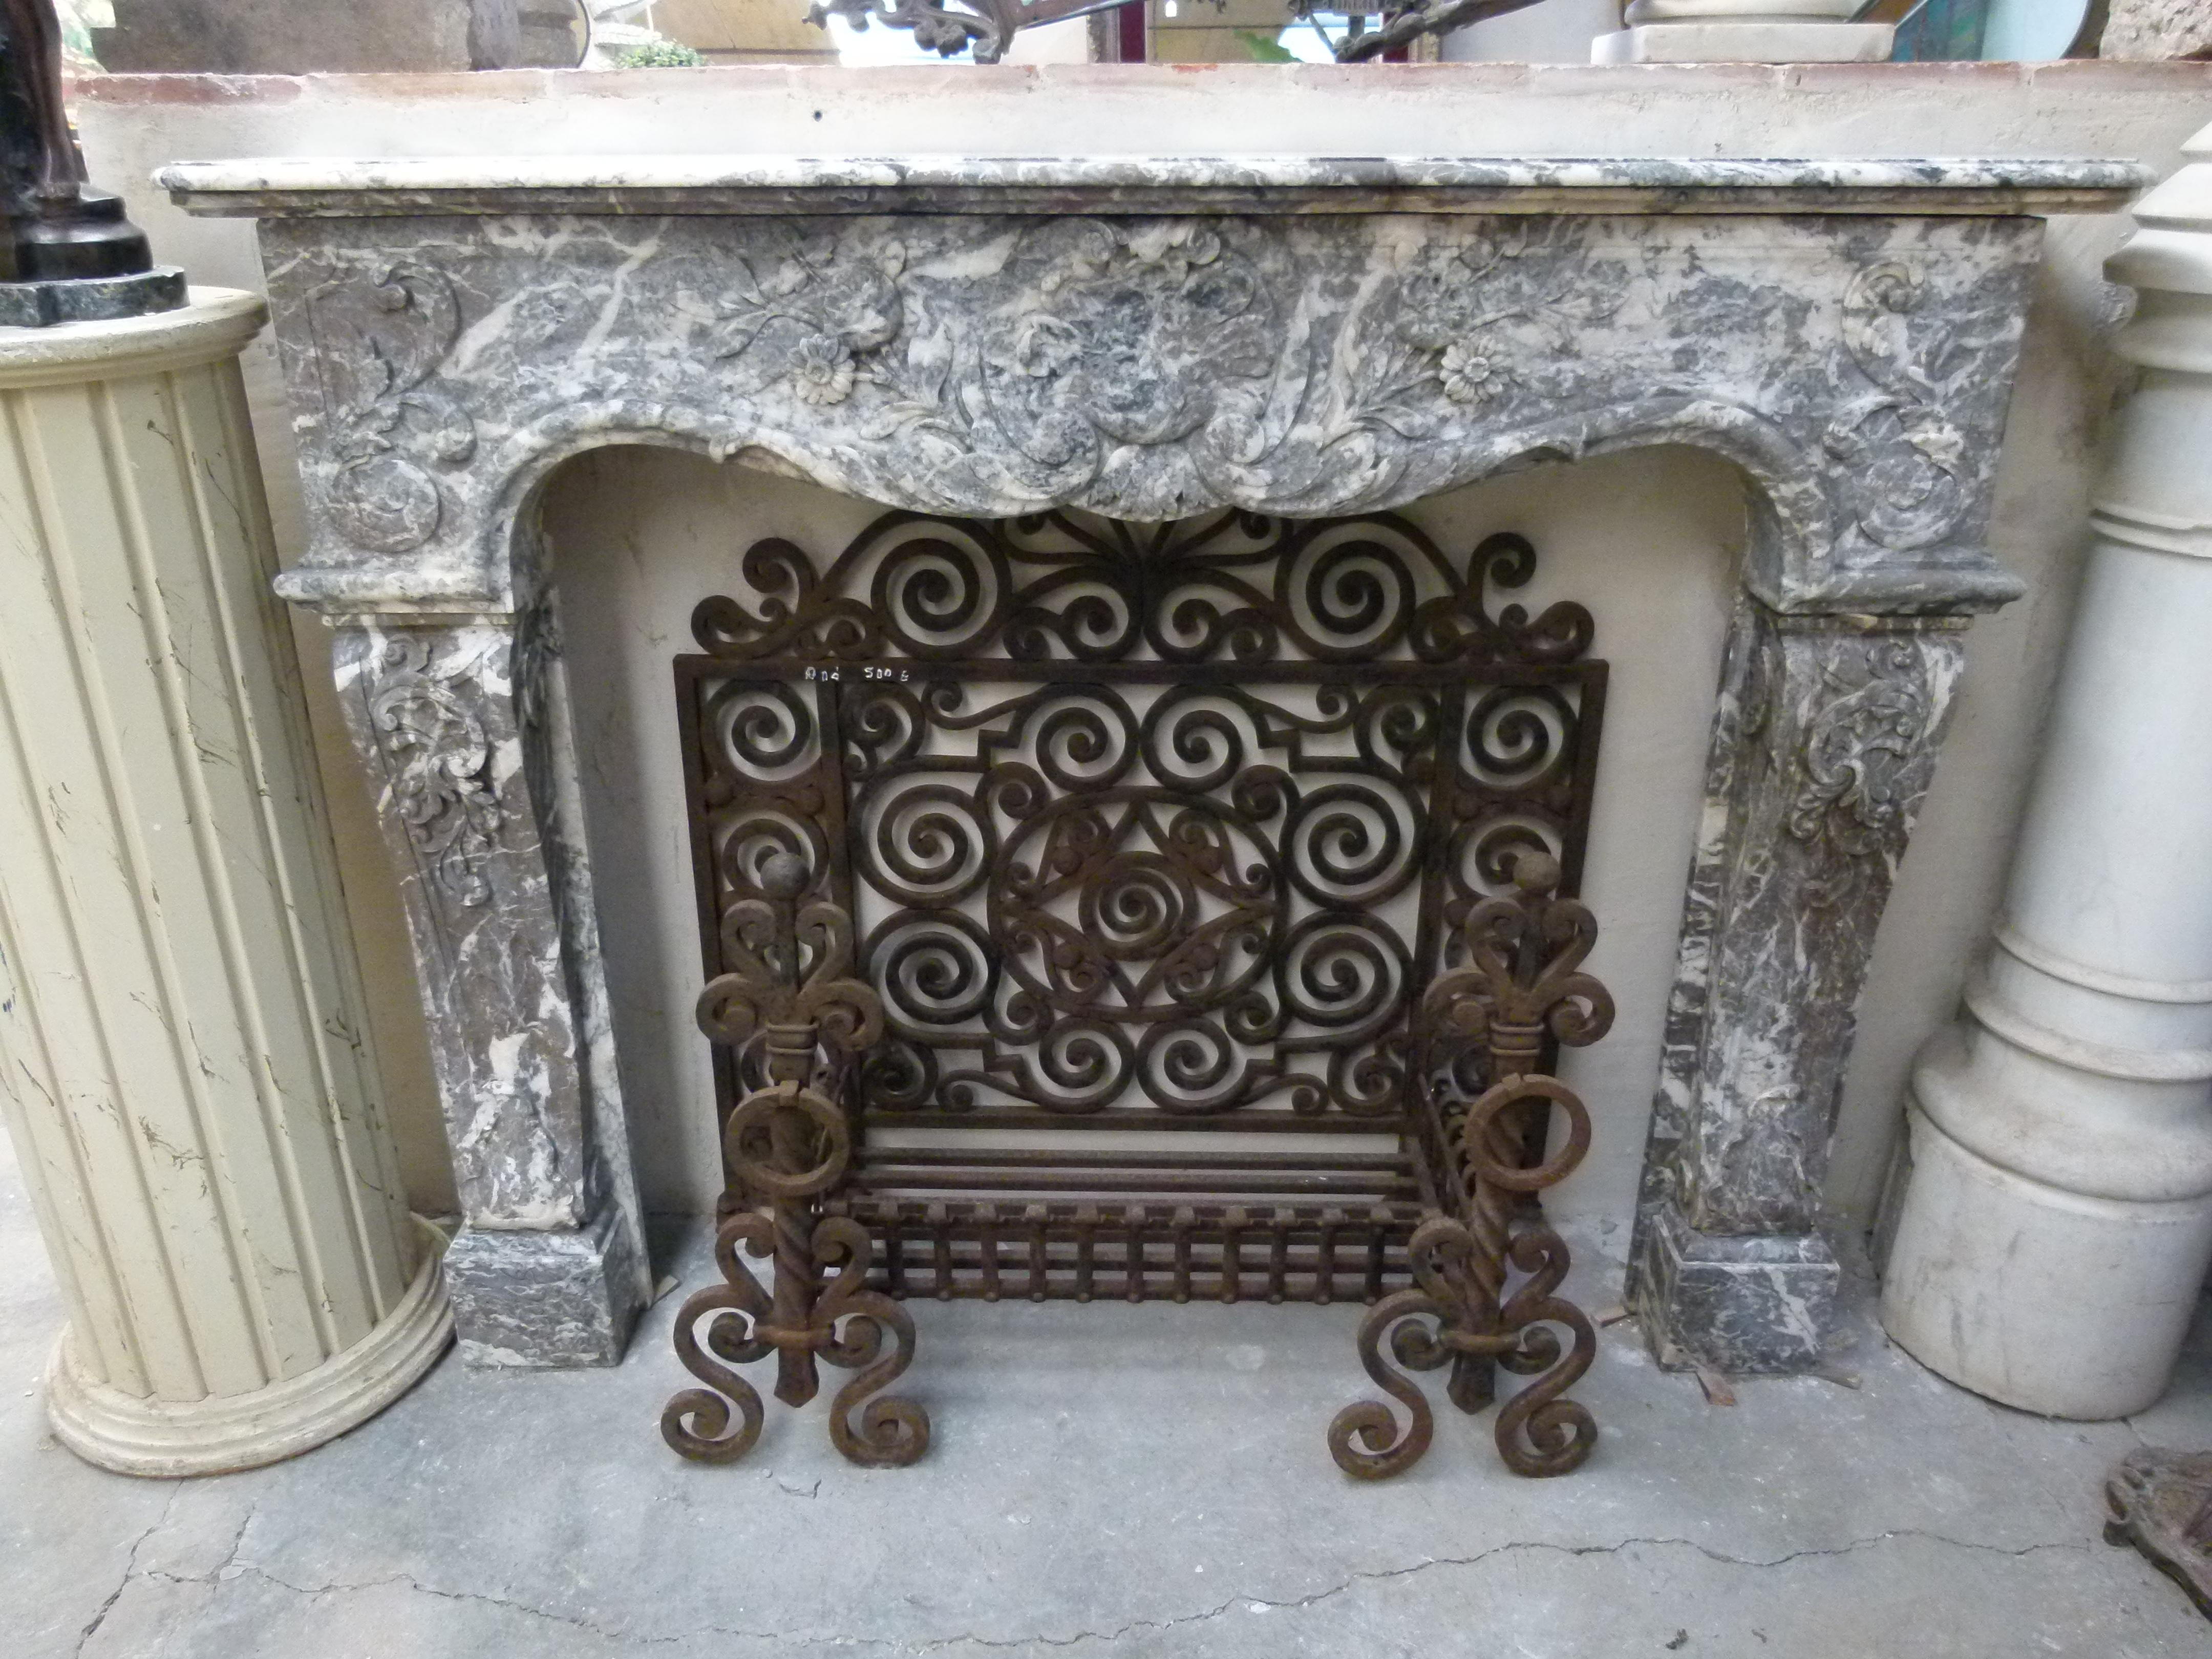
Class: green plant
618,39,709,67
1234,27,1297,59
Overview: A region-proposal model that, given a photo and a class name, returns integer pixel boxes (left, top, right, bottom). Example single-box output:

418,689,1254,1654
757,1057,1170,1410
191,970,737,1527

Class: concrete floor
8,1132,2212,1658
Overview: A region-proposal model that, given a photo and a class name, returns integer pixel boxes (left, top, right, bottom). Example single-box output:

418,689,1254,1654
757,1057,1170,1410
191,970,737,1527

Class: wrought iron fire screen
660,507,1614,1478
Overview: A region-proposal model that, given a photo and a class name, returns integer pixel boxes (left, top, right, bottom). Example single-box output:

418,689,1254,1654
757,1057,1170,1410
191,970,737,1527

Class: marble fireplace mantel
165,152,2144,1374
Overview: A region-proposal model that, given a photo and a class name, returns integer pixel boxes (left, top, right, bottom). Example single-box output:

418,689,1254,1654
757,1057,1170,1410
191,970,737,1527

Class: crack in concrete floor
75,1528,2109,1655
10,1171,2212,1658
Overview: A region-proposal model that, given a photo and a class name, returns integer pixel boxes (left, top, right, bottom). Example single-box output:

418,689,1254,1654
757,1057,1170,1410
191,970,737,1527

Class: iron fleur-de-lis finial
663,851,926,1470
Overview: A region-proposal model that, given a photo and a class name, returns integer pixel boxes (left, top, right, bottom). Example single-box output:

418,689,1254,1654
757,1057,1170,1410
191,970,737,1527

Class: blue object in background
1889,0,1992,59
1979,0,2093,56
1889,0,2095,58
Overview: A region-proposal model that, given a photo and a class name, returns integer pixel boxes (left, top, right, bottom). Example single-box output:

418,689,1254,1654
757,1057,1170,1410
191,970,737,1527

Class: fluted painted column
0,290,452,1476
1881,124,2212,1419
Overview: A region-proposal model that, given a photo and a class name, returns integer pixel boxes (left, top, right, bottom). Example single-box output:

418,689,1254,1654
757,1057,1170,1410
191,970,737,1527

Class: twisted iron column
1329,849,1614,1479
661,854,928,1467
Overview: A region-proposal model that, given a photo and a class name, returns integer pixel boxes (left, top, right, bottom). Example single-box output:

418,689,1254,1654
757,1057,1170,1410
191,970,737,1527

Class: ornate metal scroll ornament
686,511,1600,1126
806,0,1018,60
804,0,1546,62
366,636,505,909
1321,0,1551,59
1329,849,1615,1479
662,853,930,1469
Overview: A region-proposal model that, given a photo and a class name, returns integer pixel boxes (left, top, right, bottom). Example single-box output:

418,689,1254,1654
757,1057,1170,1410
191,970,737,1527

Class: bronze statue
0,0,176,321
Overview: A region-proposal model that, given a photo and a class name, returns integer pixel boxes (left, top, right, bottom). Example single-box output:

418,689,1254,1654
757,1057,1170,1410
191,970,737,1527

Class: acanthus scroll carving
262,211,2039,606
367,636,505,909
1824,261,1982,552
1779,632,1943,909
305,262,477,554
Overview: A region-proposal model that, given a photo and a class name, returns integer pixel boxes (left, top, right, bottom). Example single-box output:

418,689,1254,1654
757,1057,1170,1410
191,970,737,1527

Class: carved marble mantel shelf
166,153,2144,1374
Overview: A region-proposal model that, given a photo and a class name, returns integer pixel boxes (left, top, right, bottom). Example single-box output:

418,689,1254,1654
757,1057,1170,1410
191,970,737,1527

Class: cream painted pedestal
0,290,452,1477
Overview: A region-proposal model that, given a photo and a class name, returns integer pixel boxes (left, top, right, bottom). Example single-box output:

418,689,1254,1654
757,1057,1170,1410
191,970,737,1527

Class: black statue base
0,2,181,323
0,264,184,327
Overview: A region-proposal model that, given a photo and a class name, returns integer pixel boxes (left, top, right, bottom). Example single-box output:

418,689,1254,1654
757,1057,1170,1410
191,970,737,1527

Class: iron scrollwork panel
677,508,1607,1142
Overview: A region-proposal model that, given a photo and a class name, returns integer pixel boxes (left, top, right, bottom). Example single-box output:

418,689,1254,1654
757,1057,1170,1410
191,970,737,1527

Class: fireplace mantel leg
329,612,650,1367
1631,600,1970,1374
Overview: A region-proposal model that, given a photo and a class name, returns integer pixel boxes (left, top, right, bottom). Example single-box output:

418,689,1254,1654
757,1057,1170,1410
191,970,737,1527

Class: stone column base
1883,1102,2212,1419
1634,1202,1840,1374
1592,21,1895,60
46,1223,452,1478
447,1206,647,1368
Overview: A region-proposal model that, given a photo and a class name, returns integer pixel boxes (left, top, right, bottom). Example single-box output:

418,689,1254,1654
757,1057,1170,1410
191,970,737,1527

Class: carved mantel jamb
329,602,651,1366
1630,601,1970,1374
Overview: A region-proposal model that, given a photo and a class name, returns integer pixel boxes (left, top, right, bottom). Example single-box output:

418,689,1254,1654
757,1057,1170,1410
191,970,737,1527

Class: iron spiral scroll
1329,849,1615,1479
661,852,930,1469
664,505,1612,1479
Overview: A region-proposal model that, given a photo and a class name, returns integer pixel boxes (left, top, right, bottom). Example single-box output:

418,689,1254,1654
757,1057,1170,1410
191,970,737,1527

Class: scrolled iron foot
1329,1287,1448,1479
1329,1217,1485,1478
816,1215,931,1467
1331,1216,1600,1480
661,1214,777,1463
1491,1225,1598,1478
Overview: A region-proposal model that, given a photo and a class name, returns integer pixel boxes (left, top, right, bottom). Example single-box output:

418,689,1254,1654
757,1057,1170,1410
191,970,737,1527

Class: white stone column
0,290,452,1477
1881,123,2212,1420
1591,0,1894,62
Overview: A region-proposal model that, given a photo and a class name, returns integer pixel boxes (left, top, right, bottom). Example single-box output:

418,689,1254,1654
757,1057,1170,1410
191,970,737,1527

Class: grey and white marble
239,210,2058,615
158,153,2147,218
330,617,651,1365
173,156,2138,1372
1631,603,1969,1373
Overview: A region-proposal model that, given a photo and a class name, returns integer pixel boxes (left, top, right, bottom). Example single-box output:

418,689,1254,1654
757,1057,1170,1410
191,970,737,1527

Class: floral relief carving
368,636,505,909
1344,222,1623,439
303,263,477,554
984,220,1282,469
1438,341,1503,406
263,211,2040,609
713,228,906,409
